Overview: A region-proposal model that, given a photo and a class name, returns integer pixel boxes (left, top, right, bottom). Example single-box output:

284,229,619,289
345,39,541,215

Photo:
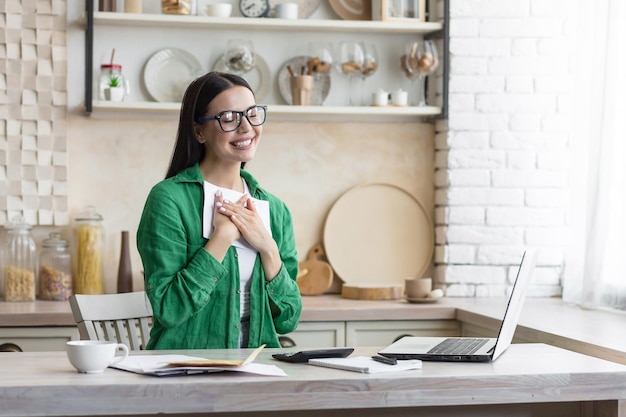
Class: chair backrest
69,291,153,350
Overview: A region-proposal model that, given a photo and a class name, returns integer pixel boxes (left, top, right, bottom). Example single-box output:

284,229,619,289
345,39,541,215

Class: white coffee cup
275,3,298,19
206,3,232,17
66,340,129,374
391,89,408,106
372,89,389,106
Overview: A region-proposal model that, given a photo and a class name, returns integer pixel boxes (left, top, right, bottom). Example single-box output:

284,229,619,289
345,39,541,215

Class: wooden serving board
341,284,403,300
323,183,434,288
296,244,334,296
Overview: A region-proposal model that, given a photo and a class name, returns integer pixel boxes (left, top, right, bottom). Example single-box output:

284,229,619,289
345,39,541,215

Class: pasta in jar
39,232,73,301
72,207,105,294
6,266,36,301
3,216,37,302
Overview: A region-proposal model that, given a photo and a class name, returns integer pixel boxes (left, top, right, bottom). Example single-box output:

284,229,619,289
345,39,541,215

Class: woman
137,71,302,349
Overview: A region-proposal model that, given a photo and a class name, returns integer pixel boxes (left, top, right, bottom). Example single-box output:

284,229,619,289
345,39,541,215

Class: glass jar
98,64,128,101
72,206,105,294
3,216,37,302
39,232,72,301
161,0,194,15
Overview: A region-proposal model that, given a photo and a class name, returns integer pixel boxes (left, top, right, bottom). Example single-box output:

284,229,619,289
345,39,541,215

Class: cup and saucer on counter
404,277,444,304
66,340,129,374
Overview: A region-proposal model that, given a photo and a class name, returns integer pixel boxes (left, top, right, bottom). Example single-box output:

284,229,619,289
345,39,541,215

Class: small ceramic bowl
206,3,232,18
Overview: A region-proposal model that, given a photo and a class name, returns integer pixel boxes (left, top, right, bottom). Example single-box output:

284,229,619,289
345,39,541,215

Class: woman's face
195,86,262,166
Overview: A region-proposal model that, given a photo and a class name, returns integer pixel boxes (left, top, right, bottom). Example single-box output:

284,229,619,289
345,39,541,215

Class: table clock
239,0,270,17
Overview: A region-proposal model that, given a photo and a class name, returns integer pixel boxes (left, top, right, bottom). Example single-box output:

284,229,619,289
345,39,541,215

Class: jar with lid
98,64,129,101
2,216,37,302
39,232,72,301
72,206,105,294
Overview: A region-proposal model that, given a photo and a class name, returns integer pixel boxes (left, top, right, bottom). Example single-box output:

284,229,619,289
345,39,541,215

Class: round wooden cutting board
323,183,433,289
341,284,403,300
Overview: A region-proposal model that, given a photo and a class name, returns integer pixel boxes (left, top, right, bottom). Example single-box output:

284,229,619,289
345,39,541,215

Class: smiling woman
136,71,302,350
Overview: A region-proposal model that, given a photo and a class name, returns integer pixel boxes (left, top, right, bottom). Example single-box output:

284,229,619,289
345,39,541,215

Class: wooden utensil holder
290,75,314,105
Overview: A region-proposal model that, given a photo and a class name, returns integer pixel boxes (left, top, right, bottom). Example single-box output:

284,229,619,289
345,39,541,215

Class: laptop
378,249,537,362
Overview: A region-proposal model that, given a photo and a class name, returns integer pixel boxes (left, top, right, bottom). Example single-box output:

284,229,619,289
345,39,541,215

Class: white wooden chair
69,291,153,350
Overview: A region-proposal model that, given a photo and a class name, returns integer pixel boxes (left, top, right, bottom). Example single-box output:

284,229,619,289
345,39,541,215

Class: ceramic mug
66,340,129,374
391,89,408,106
206,3,232,17
372,89,389,106
405,277,432,299
275,3,298,19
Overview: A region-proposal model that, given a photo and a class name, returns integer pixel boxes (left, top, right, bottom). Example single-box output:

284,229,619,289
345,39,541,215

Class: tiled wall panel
0,0,68,226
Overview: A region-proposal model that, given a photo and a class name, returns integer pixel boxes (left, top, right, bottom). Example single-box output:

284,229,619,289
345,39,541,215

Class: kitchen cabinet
285,319,459,348
460,319,533,344
0,320,458,350
83,2,448,122
283,321,347,347
346,319,459,347
0,327,79,352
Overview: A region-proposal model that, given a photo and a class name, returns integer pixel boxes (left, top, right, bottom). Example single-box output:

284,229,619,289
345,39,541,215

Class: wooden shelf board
92,12,443,34
89,101,441,122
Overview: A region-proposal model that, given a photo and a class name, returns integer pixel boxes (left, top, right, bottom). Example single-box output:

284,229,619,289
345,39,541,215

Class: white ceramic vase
104,86,125,101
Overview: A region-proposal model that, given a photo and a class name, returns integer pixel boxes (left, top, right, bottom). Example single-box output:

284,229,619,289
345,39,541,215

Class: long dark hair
165,71,254,179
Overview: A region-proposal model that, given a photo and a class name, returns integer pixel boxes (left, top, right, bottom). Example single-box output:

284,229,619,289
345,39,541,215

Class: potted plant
104,74,125,101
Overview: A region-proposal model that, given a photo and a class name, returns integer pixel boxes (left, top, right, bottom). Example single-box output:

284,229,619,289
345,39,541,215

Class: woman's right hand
212,190,241,243
204,190,240,261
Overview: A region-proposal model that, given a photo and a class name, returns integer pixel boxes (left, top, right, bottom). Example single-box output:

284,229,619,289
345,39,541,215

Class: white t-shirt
202,179,271,345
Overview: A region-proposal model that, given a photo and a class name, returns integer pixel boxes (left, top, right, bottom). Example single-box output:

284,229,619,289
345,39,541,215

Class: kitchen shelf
90,101,441,122
84,3,448,120
92,11,444,34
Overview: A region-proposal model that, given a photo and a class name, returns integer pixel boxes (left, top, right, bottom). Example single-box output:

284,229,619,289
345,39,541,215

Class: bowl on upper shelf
206,3,232,17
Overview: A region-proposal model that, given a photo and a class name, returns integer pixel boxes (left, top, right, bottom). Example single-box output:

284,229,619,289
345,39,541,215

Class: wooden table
2,344,626,417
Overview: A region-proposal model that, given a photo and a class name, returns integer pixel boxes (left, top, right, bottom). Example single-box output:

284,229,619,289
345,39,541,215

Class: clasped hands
212,190,271,252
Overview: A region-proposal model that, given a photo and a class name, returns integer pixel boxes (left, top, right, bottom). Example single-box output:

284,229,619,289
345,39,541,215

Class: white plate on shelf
212,53,271,103
277,56,331,105
143,48,204,103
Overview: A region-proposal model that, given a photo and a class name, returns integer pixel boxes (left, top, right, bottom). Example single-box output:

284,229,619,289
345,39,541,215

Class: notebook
308,356,422,374
378,249,537,363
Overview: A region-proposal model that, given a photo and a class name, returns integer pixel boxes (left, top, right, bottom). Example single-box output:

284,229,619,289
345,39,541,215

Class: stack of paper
111,345,286,377
308,356,422,374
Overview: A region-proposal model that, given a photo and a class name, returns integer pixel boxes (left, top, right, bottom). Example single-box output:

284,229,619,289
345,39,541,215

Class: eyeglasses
196,105,267,132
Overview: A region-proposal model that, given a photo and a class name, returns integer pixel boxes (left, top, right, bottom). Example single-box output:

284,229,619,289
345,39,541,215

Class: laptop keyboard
428,338,490,355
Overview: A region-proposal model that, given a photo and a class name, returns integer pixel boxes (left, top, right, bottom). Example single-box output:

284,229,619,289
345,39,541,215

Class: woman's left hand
218,194,282,281
217,195,273,252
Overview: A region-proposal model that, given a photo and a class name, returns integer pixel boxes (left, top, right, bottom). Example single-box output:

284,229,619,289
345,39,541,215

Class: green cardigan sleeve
264,197,301,335
137,178,227,328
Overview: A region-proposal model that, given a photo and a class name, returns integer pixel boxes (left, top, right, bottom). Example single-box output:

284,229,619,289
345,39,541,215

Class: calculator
272,348,354,363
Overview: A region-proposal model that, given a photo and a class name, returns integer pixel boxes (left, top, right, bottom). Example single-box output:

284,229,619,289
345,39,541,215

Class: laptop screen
491,249,538,360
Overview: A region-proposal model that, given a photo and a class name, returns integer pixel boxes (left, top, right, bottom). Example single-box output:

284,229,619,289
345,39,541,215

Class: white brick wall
435,0,573,298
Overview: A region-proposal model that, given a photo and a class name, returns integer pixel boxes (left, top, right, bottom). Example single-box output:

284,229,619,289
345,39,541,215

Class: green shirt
137,164,302,349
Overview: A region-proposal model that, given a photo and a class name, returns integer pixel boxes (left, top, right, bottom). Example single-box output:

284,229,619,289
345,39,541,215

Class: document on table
111,354,287,377
111,345,286,377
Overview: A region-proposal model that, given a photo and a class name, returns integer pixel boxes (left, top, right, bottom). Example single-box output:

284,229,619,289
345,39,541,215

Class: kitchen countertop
1,295,626,363
0,295,460,327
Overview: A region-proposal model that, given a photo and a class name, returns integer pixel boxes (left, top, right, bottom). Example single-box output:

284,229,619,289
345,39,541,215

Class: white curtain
563,0,626,310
